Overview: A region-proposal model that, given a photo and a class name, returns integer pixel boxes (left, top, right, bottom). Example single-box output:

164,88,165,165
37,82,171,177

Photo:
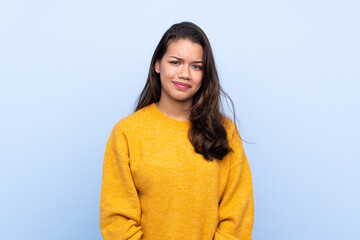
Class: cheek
160,66,177,80
193,80,203,94
194,73,203,86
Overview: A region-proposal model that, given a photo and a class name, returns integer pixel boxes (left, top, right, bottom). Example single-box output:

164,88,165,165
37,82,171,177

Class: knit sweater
100,103,254,240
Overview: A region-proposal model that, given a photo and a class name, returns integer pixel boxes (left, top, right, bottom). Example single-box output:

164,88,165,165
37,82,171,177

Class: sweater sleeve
214,126,254,240
100,125,143,240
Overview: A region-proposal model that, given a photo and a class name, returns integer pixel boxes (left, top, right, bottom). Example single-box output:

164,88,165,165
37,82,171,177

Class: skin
155,38,204,121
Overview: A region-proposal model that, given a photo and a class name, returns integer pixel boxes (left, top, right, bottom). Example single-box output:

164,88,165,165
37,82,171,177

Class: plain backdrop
1,0,359,239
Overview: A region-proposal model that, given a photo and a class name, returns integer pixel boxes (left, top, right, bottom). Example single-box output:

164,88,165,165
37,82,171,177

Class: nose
178,65,190,80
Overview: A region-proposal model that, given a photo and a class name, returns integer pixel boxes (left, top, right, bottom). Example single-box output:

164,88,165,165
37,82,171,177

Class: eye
170,61,180,65
192,65,202,70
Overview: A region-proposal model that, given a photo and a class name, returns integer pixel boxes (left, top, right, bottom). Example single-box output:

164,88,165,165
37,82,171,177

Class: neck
156,98,192,121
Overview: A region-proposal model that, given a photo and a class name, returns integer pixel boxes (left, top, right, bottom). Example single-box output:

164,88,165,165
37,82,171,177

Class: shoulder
221,114,246,165
111,104,153,136
221,115,237,138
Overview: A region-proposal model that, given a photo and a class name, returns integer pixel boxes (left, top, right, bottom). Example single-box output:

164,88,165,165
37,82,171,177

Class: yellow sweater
100,103,254,240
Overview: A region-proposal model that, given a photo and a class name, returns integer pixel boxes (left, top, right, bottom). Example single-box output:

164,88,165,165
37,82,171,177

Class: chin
171,94,194,103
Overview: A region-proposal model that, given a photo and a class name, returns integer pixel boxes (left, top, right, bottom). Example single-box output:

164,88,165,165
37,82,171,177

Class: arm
100,125,143,240
214,127,254,240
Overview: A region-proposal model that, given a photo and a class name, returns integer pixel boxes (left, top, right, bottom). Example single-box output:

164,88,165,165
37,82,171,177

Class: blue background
1,0,359,239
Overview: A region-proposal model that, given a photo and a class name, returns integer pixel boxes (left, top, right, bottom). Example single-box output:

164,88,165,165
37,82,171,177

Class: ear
155,60,160,73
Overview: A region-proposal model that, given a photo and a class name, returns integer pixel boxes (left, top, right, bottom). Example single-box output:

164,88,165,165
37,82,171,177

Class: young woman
100,22,254,240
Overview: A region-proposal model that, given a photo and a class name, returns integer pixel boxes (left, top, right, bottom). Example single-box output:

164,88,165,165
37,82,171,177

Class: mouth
173,81,191,90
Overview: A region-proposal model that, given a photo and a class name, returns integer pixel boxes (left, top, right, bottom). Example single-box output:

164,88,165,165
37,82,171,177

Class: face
155,38,204,106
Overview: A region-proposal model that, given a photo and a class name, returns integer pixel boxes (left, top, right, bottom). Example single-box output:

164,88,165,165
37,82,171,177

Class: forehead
164,39,203,60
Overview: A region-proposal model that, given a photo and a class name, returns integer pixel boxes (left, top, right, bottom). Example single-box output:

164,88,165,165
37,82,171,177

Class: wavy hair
135,21,239,161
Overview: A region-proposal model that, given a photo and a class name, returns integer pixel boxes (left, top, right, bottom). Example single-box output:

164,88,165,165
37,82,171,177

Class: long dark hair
135,21,239,161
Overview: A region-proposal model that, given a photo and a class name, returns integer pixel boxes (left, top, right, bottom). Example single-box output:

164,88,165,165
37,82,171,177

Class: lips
173,81,191,89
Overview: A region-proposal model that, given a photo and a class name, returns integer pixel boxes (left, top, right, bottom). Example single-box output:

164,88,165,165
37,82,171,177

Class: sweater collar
149,103,191,128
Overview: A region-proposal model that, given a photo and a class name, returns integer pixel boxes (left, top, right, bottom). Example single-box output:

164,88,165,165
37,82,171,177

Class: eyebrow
169,56,203,64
